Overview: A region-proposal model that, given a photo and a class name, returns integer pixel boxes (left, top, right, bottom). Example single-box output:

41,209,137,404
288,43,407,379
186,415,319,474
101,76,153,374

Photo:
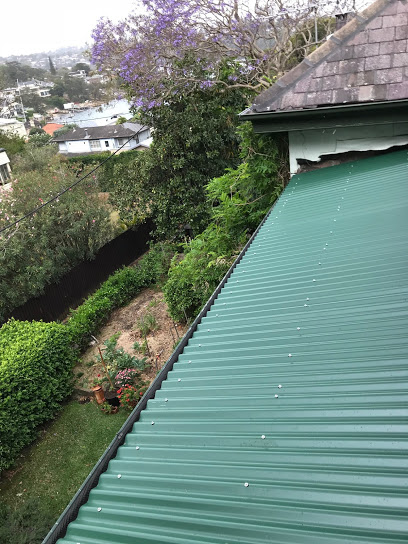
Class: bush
163,124,287,322
164,236,233,322
67,243,174,350
0,319,77,472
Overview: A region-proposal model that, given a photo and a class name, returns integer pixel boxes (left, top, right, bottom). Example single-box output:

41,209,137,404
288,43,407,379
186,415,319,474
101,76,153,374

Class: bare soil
74,287,187,391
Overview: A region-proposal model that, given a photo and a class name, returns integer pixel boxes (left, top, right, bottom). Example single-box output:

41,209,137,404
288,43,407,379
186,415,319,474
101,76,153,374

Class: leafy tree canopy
110,58,249,238
91,0,353,108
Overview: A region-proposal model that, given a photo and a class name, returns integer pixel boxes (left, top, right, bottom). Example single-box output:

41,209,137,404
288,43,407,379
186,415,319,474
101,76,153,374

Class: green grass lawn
0,400,129,544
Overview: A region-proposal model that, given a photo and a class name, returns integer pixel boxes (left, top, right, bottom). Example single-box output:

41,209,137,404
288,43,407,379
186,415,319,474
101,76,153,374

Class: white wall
60,137,137,154
289,122,408,175
0,118,26,139
0,150,10,166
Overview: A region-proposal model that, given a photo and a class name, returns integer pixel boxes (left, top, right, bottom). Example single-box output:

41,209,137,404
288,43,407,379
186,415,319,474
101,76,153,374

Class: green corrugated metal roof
57,150,408,544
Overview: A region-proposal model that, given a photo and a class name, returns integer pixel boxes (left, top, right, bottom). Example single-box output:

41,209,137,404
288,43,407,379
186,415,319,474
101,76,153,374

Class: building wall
0,150,11,185
0,119,27,139
289,122,408,174
59,137,139,154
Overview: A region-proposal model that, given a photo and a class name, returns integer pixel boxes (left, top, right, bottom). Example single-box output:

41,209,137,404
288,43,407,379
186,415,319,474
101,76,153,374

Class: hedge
0,244,174,473
0,320,77,472
67,244,173,350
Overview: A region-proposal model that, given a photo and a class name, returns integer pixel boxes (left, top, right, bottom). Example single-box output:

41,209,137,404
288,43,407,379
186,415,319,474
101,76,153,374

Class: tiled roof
248,0,408,114
50,149,408,544
52,125,139,142
42,123,63,136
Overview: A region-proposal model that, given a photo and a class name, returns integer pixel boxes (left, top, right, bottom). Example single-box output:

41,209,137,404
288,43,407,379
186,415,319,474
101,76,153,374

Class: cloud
0,0,138,57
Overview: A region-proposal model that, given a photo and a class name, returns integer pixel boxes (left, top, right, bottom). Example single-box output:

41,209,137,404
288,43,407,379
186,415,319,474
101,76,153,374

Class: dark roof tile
244,0,408,115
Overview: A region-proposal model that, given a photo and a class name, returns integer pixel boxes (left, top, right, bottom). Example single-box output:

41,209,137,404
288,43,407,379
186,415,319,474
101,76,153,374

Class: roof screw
278,385,282,388
297,327,300,330
136,446,140,450
261,435,266,439
151,421,155,425
178,378,181,382
318,262,321,265
330,231,333,234
306,298,309,301
208,329,210,331
304,303,308,307
117,474,122,479
165,398,168,402
326,243,328,246
323,247,326,250
312,279,316,282
275,394,279,398
334,219,336,222
97,507,102,512
244,482,249,487
288,353,292,357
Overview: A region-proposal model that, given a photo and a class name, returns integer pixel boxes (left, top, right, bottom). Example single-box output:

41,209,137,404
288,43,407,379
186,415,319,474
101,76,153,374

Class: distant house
0,118,26,139
0,148,11,186
240,0,408,174
42,123,64,136
52,124,151,155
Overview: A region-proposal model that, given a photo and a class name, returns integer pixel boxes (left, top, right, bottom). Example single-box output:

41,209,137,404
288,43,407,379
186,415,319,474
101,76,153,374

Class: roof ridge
252,0,394,112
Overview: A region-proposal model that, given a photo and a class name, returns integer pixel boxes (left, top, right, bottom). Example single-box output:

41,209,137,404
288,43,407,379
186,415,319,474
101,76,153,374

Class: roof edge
239,98,408,131
248,0,393,114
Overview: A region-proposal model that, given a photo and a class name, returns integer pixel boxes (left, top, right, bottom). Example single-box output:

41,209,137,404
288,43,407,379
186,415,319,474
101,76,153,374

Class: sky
0,0,139,57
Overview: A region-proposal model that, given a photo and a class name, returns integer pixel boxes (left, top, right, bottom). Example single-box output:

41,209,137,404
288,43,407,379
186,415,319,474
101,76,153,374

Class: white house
0,148,11,185
0,118,26,139
52,124,151,155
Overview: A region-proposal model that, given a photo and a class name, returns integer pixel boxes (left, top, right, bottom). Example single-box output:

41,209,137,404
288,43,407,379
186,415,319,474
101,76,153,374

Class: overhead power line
0,128,146,235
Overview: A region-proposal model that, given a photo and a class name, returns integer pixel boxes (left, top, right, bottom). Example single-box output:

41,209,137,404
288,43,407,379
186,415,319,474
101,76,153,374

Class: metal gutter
42,202,276,544
239,98,408,124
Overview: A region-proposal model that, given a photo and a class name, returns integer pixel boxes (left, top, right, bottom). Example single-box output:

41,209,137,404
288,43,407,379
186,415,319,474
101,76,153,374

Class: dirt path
74,287,187,391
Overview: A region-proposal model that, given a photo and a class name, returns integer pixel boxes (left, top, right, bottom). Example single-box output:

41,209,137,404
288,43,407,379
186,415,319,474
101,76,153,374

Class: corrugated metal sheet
57,150,408,544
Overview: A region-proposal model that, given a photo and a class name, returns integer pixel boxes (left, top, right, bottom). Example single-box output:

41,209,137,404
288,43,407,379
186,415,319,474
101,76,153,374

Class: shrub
163,125,287,322
115,368,140,388
164,236,232,322
118,384,147,410
138,312,158,336
0,319,77,472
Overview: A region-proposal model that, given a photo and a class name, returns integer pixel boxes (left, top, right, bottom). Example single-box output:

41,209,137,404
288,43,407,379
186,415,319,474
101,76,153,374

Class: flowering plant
117,385,140,410
100,401,117,414
115,368,140,388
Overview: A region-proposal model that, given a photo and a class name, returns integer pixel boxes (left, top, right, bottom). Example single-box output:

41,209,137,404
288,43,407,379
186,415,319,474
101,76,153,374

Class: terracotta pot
92,385,106,405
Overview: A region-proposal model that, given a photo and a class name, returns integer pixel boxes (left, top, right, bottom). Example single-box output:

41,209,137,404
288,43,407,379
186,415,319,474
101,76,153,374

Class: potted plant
100,401,119,415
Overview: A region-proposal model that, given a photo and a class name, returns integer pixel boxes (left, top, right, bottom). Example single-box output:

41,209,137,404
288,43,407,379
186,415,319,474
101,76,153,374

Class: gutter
239,98,408,122
42,202,276,544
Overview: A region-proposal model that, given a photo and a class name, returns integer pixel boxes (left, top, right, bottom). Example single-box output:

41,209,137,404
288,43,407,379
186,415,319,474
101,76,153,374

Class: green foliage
0,131,25,158
27,132,54,148
164,238,232,322
29,127,45,136
0,319,77,472
72,63,90,75
67,243,174,349
0,150,113,321
113,69,248,237
164,124,287,322
138,312,158,336
0,62,48,88
0,497,56,544
133,339,149,356
53,124,79,138
99,333,147,373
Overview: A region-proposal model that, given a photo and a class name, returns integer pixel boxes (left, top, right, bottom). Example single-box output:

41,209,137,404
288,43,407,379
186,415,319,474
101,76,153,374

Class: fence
6,220,154,324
